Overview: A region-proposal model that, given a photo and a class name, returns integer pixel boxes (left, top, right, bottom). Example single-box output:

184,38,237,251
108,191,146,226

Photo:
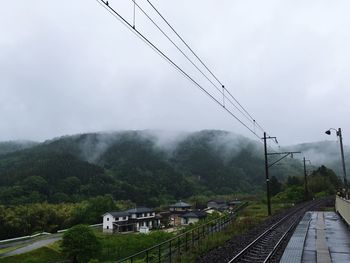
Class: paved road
0,235,62,258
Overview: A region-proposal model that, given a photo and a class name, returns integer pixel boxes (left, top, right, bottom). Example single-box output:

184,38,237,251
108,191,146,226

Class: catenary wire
145,0,267,134
96,0,261,140
130,0,259,127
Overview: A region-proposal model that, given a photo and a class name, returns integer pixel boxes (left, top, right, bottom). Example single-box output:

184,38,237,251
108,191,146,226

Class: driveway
0,235,62,258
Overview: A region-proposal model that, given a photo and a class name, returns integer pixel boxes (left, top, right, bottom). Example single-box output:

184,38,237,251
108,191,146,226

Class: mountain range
0,130,346,206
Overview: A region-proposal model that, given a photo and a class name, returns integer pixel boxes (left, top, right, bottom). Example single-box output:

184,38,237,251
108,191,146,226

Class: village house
228,200,242,208
203,206,223,215
102,207,161,233
169,201,192,226
207,199,228,211
180,210,207,225
205,199,242,214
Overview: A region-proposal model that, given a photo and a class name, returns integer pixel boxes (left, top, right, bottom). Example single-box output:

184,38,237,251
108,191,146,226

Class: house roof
104,211,130,218
126,207,154,214
217,205,228,211
208,199,226,204
203,207,223,214
155,214,163,219
180,211,207,219
228,200,242,205
103,207,154,217
169,201,192,208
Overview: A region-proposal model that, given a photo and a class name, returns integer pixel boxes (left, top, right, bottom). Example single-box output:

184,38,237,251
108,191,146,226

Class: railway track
198,198,331,263
227,199,325,263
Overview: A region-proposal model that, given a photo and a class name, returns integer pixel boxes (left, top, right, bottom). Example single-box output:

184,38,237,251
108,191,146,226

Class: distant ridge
0,130,345,206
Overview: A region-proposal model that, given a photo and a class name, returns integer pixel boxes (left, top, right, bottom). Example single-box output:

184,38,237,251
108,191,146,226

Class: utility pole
325,128,348,198
303,157,311,200
263,132,301,216
263,132,271,216
338,128,348,197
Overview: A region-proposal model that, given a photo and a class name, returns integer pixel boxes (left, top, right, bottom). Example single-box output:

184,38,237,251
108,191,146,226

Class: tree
71,195,117,225
61,176,81,195
61,225,101,263
272,186,304,204
286,176,303,187
270,176,282,196
308,165,342,195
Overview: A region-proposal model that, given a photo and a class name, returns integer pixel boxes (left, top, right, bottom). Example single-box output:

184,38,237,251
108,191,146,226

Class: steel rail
227,212,292,263
227,200,323,263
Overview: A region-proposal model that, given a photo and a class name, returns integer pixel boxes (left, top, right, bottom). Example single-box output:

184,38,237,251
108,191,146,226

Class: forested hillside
0,141,37,155
0,130,319,206
286,141,350,177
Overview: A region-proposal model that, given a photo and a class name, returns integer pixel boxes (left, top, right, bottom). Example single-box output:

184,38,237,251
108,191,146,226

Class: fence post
146,250,149,263
192,229,194,247
169,240,172,263
185,232,188,251
158,244,161,263
177,236,180,255
197,227,200,244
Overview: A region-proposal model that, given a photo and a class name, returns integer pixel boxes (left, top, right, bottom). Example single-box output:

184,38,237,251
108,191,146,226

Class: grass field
0,246,63,263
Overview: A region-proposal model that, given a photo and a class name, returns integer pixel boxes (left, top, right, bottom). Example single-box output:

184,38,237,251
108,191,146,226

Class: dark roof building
107,211,130,218
126,207,154,214
169,201,192,208
207,200,228,211
103,207,159,233
208,199,226,205
180,211,207,219
228,200,242,205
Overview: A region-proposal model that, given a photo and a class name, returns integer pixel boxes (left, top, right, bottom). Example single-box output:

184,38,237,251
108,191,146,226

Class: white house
102,211,131,233
102,207,161,233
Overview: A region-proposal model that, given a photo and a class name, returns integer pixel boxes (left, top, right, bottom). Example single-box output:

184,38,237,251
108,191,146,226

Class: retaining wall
335,195,350,225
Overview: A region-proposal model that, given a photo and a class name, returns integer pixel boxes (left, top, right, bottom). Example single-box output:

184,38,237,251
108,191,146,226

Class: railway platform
281,211,350,263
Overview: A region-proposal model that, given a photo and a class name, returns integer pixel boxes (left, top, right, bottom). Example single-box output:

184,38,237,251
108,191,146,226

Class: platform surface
281,211,350,263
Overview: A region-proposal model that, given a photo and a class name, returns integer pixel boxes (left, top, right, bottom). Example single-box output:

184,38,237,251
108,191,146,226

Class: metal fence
116,202,248,263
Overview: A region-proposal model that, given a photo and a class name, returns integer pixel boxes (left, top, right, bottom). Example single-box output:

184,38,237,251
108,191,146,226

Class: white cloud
1,0,350,145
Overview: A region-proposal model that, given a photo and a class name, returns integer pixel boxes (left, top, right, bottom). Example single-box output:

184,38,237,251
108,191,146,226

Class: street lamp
303,157,311,200
325,128,348,197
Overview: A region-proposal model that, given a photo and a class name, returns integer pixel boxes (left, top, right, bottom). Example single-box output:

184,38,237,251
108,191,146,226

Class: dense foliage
272,165,342,203
0,130,345,240
0,195,131,239
308,165,343,195
61,224,101,263
0,130,304,207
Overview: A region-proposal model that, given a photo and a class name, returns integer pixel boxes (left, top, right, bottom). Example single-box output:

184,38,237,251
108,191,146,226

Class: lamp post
325,128,348,197
303,157,311,200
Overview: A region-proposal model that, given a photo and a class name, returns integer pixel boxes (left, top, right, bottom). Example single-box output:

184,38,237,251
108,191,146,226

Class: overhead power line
95,0,281,145
129,0,260,128
144,0,267,134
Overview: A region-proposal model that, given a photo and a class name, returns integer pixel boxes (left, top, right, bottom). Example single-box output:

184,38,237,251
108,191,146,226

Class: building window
107,226,109,229
107,218,109,221
123,217,127,220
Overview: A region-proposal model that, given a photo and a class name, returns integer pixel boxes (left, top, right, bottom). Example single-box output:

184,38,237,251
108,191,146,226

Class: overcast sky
1,0,350,145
